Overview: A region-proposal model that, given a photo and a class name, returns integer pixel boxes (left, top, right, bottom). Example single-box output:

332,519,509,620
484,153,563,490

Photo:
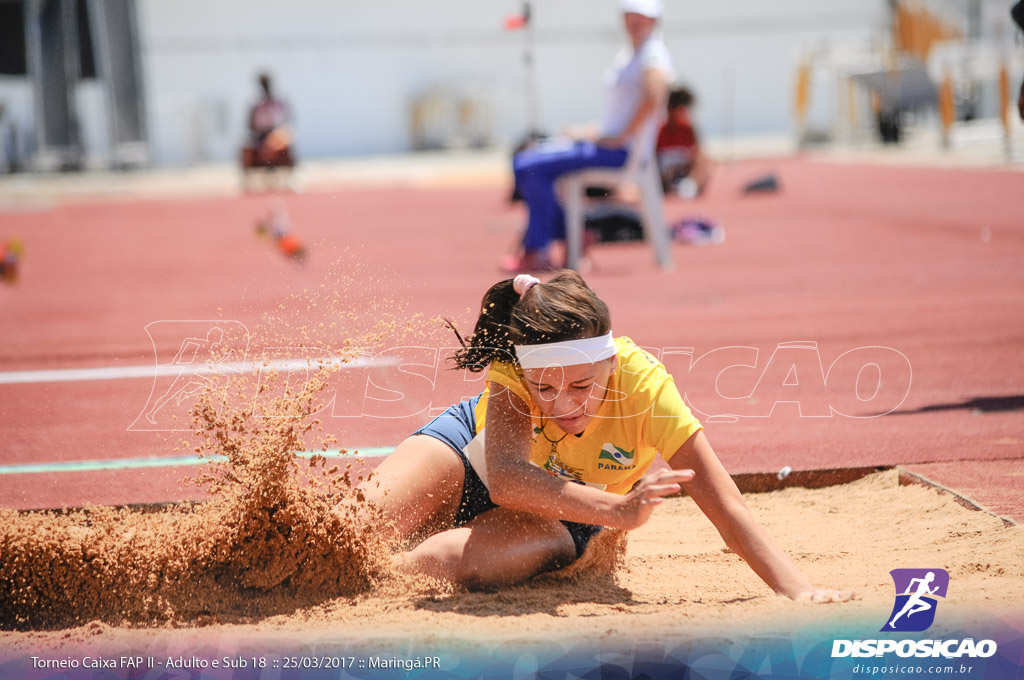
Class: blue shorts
414,396,603,560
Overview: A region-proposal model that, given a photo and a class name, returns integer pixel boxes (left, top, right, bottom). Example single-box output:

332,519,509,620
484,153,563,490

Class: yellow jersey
475,336,702,494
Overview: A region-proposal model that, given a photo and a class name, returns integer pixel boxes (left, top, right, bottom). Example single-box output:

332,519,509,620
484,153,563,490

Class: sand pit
0,361,394,634
2,469,1021,657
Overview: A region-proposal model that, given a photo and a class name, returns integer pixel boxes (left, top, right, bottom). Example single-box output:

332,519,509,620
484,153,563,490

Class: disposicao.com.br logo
831,569,998,660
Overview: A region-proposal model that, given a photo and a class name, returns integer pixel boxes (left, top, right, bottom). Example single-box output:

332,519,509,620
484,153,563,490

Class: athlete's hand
615,468,695,530
793,588,859,603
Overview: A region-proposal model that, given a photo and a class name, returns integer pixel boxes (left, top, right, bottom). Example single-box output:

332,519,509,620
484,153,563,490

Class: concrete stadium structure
0,0,1019,169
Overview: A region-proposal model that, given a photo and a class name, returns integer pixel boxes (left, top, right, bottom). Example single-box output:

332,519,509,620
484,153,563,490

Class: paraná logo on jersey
598,444,635,469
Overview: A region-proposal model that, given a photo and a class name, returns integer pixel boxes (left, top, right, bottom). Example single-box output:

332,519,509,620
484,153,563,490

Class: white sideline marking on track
0,448,394,475
0,356,396,386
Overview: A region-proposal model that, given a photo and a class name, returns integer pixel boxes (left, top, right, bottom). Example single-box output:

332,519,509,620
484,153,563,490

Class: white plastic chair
561,113,673,271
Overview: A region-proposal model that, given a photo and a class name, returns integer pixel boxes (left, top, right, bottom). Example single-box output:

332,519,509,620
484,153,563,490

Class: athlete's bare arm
669,430,855,602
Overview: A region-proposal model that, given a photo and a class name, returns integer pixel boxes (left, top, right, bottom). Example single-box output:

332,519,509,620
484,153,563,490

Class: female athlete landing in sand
346,271,853,602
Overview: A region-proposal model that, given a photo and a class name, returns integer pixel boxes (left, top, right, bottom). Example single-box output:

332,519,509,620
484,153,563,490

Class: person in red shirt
655,86,712,198
241,73,297,191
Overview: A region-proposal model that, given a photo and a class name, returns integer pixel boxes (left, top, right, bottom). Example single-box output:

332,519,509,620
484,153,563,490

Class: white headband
515,332,616,369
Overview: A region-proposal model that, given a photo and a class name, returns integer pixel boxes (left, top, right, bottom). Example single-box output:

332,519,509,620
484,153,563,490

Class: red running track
0,157,1021,520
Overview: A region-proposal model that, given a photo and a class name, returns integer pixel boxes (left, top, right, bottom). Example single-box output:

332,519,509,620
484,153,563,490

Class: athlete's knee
420,543,492,590
402,541,512,591
397,531,468,581
450,563,487,591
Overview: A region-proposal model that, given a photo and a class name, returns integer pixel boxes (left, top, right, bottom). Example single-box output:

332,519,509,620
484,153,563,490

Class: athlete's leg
145,375,191,423
344,434,465,545
906,601,931,617
890,597,930,626
396,507,577,590
889,600,915,626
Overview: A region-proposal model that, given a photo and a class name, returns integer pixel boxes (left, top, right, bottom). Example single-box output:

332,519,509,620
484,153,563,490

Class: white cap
620,0,662,18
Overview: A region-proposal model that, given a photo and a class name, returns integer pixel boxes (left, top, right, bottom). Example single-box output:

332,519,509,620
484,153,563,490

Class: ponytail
446,279,521,371
447,271,611,372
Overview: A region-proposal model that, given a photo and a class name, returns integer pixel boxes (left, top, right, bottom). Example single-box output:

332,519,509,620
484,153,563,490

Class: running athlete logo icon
881,568,949,632
130,321,250,432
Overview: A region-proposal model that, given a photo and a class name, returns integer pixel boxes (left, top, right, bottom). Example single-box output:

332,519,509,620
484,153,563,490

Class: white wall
137,0,890,166
0,77,35,171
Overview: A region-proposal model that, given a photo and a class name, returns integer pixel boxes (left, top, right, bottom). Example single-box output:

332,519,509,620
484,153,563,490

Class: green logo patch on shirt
598,443,635,468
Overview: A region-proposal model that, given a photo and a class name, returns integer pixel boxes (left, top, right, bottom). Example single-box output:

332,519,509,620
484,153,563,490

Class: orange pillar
794,59,811,135
999,60,1011,137
938,71,955,148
